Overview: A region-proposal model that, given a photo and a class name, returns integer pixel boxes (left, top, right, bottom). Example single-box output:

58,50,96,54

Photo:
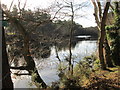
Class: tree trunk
98,32,106,70
104,36,114,67
91,0,111,70
68,2,74,75
98,1,111,70
2,26,13,89
23,35,47,88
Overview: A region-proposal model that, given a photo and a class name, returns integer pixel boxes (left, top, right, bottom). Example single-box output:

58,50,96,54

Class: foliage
59,71,80,89
93,59,101,70
31,71,43,88
105,2,120,66
56,54,98,88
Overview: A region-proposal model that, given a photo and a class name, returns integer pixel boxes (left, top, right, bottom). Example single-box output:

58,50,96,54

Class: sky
1,0,97,27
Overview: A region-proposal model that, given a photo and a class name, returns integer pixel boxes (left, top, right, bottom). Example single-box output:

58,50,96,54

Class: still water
11,40,97,88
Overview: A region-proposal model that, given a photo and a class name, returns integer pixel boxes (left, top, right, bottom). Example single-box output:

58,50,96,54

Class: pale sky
1,0,97,27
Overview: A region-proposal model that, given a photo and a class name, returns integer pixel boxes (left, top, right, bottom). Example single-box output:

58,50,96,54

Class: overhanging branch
10,66,29,70
91,0,101,29
13,73,31,76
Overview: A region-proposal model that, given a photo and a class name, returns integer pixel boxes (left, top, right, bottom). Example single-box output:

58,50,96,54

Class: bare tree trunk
68,2,74,75
2,26,13,89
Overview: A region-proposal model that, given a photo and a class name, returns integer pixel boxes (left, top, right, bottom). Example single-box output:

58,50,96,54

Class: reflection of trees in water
55,38,79,51
30,37,79,59
6,36,84,66
6,33,95,67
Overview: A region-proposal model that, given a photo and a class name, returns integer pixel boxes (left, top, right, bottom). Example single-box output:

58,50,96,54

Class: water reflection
38,40,98,84
34,35,97,59
12,40,98,88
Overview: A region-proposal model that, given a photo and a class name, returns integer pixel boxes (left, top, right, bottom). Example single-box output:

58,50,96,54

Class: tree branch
110,4,114,11
23,0,27,9
9,0,14,11
102,1,111,27
97,0,102,21
91,0,101,29
10,66,28,70
13,73,31,76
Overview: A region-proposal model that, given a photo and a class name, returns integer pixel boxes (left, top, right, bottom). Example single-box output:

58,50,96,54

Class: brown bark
98,1,111,70
2,26,13,89
91,0,111,70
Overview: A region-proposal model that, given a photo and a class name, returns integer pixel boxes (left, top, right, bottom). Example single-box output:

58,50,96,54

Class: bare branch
63,0,71,5
9,0,14,11
13,73,30,76
91,0,101,29
51,6,64,20
110,4,114,11
23,0,27,9
10,66,29,70
18,0,21,11
97,0,102,21
101,1,111,26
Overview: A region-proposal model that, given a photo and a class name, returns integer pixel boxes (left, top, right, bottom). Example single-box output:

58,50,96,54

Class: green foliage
93,59,101,70
105,25,119,31
75,55,96,76
31,71,38,82
56,61,81,88
105,2,120,66
58,70,80,89
31,71,43,88
55,53,101,88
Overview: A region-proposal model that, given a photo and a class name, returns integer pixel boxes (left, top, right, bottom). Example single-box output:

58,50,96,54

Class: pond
11,40,98,88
